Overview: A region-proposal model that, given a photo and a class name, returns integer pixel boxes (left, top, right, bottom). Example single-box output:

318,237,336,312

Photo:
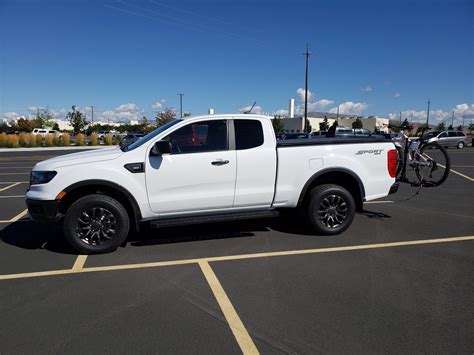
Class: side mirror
151,140,172,156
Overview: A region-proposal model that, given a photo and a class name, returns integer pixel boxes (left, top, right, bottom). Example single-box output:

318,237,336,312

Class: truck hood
33,147,123,170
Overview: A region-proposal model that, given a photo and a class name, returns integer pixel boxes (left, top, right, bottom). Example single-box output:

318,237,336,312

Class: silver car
426,130,470,149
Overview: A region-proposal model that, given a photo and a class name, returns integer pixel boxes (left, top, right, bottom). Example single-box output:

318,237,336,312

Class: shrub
35,134,44,146
18,133,29,147
53,134,60,146
76,133,85,146
61,133,70,146
104,133,113,145
44,134,54,147
90,132,98,146
28,133,37,147
0,132,7,147
7,134,19,148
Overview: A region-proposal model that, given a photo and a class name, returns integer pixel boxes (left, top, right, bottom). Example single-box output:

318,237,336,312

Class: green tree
304,118,312,133
319,116,329,132
66,105,89,133
32,109,54,128
52,122,60,131
435,122,446,131
352,117,363,129
447,124,454,131
183,112,191,117
156,108,176,127
272,115,285,134
456,125,463,131
469,123,474,134
400,118,412,131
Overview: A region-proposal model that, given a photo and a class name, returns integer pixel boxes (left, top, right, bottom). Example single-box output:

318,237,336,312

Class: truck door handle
211,160,229,166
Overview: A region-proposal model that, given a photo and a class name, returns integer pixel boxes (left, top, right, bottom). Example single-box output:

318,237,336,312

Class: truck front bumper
26,199,60,224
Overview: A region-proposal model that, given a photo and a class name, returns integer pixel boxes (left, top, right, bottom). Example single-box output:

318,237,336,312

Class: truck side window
163,120,227,154
234,119,264,150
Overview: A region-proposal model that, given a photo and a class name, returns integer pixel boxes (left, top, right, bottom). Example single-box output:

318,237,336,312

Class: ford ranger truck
26,114,399,254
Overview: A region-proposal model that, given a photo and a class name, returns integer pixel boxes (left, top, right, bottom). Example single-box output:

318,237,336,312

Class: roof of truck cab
182,114,270,120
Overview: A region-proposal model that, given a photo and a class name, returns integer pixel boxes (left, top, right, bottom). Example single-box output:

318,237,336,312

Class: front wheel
63,194,130,254
307,184,356,235
414,142,450,187
457,141,465,149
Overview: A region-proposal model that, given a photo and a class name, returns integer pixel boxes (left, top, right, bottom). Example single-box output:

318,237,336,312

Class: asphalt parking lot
0,148,473,353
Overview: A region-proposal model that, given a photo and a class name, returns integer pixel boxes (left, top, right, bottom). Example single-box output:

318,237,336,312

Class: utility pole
91,106,95,124
399,111,402,124
178,94,184,118
336,105,339,122
426,99,430,127
303,44,311,122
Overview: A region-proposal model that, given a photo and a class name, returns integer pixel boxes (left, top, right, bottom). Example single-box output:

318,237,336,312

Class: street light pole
451,110,454,128
178,94,184,118
303,44,311,122
426,99,430,127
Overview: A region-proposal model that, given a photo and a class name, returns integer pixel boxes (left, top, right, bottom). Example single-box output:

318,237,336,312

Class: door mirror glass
151,141,172,156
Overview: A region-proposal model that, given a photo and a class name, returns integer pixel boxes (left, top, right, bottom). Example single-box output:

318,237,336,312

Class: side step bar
149,210,280,229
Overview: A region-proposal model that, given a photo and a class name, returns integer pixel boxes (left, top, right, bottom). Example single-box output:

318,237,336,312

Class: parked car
119,133,144,147
327,126,373,138
278,133,312,140
27,114,398,254
425,130,470,149
97,130,119,140
32,128,60,137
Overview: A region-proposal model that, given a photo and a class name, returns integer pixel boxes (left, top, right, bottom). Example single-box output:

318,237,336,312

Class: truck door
232,118,277,208
146,119,236,214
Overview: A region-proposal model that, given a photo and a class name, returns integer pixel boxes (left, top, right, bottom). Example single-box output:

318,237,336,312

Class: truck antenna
244,101,257,114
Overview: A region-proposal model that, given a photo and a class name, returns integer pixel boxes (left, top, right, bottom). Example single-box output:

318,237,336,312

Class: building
275,99,389,133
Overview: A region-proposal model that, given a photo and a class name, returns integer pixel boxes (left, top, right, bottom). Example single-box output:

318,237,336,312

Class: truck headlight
30,171,57,185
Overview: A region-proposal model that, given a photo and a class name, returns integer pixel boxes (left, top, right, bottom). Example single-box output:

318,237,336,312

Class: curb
0,145,117,153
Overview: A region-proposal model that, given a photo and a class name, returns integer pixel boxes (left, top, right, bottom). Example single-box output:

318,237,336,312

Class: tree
456,125,463,131
183,112,191,117
435,122,446,131
272,115,285,134
156,108,176,127
32,109,54,128
400,118,412,131
16,118,35,132
52,122,60,131
304,118,312,133
352,117,363,129
448,124,454,131
319,116,329,132
469,123,474,134
416,123,429,136
66,105,88,133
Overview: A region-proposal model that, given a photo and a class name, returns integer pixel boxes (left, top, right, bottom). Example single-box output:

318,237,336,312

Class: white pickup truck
26,114,399,254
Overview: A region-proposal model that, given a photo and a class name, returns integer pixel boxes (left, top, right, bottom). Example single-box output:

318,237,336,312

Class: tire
63,194,130,254
457,141,464,149
414,142,450,187
307,184,356,235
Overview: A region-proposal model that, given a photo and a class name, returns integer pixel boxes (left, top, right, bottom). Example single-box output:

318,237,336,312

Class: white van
32,129,60,137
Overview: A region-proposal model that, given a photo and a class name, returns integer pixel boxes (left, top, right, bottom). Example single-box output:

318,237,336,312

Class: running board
149,210,279,229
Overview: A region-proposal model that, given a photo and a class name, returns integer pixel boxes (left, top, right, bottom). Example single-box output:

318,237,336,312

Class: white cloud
151,99,166,111
272,109,289,116
393,92,400,98
362,85,373,92
329,101,368,115
296,88,314,102
3,112,20,120
307,99,334,111
97,103,144,123
237,105,263,115
388,103,474,125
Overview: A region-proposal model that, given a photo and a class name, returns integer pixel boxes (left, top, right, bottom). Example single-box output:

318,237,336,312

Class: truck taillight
387,149,398,178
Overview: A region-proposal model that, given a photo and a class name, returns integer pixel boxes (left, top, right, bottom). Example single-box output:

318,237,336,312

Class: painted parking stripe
0,195,24,199
0,209,28,224
439,163,474,181
365,200,395,204
0,235,473,281
0,167,33,169
0,173,30,175
199,261,259,354
0,182,22,192
72,255,88,271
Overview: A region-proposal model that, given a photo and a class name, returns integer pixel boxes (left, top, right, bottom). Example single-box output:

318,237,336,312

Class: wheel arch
59,180,141,232
298,168,365,211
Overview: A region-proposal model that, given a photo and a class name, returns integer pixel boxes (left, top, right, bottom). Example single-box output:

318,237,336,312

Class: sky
1,0,473,125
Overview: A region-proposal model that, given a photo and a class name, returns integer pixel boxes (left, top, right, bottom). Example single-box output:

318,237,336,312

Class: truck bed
277,136,388,147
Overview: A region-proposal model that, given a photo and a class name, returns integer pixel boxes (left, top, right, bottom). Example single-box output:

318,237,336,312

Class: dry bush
44,134,54,147
61,133,70,146
0,132,7,147
90,132,98,145
35,134,44,146
7,134,19,148
104,133,113,145
28,133,37,147
76,133,85,146
19,133,29,147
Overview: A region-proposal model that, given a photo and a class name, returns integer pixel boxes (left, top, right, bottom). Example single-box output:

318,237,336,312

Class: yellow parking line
72,255,88,271
0,235,473,281
0,182,21,192
199,261,259,354
0,209,28,223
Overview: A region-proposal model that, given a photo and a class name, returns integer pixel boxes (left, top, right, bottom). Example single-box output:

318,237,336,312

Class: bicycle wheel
395,145,404,179
414,142,450,186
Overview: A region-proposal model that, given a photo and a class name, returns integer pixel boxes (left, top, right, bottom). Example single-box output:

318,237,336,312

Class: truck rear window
234,119,264,150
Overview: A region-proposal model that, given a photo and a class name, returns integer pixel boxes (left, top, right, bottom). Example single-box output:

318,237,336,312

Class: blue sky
1,0,473,125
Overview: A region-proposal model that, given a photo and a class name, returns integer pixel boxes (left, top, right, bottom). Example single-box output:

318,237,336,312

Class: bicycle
394,127,451,187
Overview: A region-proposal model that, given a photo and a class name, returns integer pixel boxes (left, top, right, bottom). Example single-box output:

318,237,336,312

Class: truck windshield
123,119,183,152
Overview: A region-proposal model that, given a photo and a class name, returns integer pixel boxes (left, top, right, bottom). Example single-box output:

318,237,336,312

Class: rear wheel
63,194,130,254
457,141,465,149
414,142,450,187
307,184,356,235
